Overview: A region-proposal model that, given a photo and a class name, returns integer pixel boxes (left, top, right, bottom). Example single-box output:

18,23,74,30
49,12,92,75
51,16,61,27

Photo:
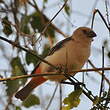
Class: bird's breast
40,41,91,81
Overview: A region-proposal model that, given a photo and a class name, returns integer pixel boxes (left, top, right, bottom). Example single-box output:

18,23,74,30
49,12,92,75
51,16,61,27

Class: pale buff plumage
40,27,96,81
15,27,96,101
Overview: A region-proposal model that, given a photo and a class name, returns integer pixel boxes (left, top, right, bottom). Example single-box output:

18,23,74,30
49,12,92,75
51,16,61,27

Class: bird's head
72,27,96,42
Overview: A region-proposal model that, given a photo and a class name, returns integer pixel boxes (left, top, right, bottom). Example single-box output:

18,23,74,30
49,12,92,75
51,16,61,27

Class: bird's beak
88,30,97,38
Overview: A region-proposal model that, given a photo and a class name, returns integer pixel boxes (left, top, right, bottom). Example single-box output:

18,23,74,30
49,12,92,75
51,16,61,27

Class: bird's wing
48,37,72,56
31,37,72,74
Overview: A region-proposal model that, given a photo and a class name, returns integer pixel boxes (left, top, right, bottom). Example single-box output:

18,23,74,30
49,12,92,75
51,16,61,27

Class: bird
15,27,96,101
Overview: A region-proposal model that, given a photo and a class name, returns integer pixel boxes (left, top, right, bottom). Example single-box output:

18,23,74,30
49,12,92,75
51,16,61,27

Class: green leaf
64,4,70,16
11,57,25,74
42,44,50,57
20,15,30,34
72,98,80,107
63,97,69,104
15,106,22,110
68,88,83,99
63,88,83,109
47,26,55,38
22,94,40,108
2,16,13,36
62,106,70,110
30,12,55,38
20,23,30,34
43,0,48,3
26,51,39,66
30,12,43,32
6,80,20,96
6,57,27,96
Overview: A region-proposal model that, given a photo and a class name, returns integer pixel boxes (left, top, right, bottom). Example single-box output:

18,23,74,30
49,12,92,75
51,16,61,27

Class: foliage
62,88,83,110
15,106,22,110
20,15,31,34
22,94,40,108
91,91,110,110
0,0,71,109
2,16,13,36
26,50,38,66
64,4,71,16
0,0,110,110
6,57,27,96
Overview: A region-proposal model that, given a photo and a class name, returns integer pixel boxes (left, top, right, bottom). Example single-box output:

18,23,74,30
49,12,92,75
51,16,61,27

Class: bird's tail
15,67,47,101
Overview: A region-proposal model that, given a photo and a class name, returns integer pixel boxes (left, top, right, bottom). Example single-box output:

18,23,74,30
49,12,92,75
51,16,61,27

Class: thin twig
99,46,105,98
40,0,68,34
92,9,110,32
0,36,58,70
61,81,82,86
0,67,110,82
105,0,110,37
34,0,69,42
45,84,58,110
4,95,13,110
28,0,67,38
59,83,62,110
105,0,110,26
91,9,96,29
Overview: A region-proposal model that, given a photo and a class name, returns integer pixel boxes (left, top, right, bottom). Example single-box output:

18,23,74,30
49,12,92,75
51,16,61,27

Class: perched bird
15,27,96,101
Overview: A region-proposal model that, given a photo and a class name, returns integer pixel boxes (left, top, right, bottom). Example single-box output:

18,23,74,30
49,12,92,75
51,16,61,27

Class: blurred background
0,0,110,110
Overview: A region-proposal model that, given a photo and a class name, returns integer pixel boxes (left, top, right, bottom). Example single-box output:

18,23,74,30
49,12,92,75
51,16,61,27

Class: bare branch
28,0,68,38
99,46,105,98
46,84,58,110
34,0,69,42
0,67,110,82
0,36,58,70
92,9,110,32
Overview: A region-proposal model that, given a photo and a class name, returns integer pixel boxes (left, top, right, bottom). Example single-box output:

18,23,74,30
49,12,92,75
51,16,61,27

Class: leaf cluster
0,0,71,109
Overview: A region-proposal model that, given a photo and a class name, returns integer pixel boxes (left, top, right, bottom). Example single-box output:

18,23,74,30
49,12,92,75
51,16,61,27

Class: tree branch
0,67,110,82
34,0,69,42
0,36,58,70
91,9,110,32
28,0,68,38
